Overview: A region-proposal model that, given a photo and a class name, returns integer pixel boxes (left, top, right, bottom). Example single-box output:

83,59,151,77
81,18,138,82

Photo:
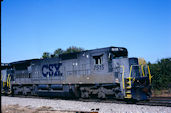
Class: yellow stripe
125,94,132,98
120,65,125,89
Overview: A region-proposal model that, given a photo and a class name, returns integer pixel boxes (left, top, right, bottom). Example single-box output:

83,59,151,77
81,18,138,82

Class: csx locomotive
1,46,152,101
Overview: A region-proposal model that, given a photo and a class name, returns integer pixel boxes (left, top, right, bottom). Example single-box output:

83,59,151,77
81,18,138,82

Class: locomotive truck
1,46,152,100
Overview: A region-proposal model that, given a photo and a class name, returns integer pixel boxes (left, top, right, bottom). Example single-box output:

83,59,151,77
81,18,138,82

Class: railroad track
79,98,171,107
4,95,171,107
137,97,171,107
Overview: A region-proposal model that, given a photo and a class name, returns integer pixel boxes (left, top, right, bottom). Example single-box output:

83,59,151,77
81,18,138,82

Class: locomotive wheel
74,87,81,99
98,91,106,99
81,91,89,98
115,92,124,100
98,87,106,99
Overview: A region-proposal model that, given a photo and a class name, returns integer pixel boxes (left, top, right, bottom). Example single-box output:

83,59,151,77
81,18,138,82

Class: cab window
93,55,103,65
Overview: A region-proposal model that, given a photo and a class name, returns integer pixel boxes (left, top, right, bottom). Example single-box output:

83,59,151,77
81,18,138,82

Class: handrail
120,65,125,89
129,65,132,78
141,65,145,77
7,74,11,88
128,65,132,87
147,66,152,84
8,76,11,88
7,74,10,87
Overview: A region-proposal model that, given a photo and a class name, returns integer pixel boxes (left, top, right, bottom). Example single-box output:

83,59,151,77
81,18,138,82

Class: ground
152,89,171,97
2,105,75,113
2,96,171,113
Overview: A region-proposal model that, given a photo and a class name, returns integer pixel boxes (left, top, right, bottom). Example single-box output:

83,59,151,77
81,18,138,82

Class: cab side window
93,55,103,65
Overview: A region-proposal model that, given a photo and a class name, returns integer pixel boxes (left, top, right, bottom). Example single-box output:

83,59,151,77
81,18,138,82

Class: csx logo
42,63,62,77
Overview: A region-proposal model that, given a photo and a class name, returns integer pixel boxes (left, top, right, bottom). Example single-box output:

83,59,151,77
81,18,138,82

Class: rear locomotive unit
1,46,152,101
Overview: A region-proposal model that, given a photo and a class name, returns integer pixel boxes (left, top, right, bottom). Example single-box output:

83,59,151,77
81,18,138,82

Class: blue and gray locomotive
1,46,152,100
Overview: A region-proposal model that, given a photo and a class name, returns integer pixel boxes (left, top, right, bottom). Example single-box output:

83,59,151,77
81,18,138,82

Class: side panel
64,51,92,83
63,49,114,84
89,50,114,83
31,58,63,84
113,58,130,93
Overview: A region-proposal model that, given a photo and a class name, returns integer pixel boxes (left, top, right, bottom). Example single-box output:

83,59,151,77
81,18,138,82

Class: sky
1,0,171,63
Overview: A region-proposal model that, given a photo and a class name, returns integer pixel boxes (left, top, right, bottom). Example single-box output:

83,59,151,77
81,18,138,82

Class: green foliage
42,52,50,59
41,46,84,58
64,46,84,54
53,48,64,57
148,58,171,90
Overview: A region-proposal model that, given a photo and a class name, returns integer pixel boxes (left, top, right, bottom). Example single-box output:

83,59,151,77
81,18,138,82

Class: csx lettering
42,63,62,77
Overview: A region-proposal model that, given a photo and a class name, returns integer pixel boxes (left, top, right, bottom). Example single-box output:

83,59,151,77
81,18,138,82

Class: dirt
152,90,171,97
1,104,75,113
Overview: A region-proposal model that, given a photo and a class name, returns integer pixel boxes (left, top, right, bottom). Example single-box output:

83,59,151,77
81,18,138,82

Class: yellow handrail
7,74,11,88
8,76,11,88
147,66,152,84
120,65,125,89
141,65,145,77
128,65,132,87
129,65,132,78
7,74,9,87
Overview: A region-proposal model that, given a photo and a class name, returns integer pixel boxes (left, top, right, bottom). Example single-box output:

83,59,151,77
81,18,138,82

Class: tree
64,46,84,54
41,46,84,59
53,48,64,57
42,52,50,59
148,58,171,89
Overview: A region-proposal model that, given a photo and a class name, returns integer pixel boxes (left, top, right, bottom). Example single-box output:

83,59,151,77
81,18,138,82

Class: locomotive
1,46,152,101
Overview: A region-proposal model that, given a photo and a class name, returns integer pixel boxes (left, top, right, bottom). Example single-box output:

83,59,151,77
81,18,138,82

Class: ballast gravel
2,96,171,113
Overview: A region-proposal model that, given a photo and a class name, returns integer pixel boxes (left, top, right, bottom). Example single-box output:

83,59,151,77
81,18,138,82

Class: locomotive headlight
115,78,119,83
